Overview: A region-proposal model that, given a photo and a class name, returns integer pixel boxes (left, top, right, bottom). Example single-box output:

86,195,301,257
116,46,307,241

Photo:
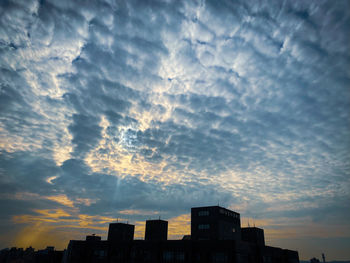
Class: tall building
191,206,241,241
145,219,168,241
107,222,134,242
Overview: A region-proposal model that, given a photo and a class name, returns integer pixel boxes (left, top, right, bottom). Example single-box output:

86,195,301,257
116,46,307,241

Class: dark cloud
68,114,102,157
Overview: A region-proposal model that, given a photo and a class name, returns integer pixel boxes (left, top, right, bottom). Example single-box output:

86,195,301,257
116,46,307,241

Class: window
219,209,239,218
198,224,210,230
175,251,185,262
163,251,185,263
212,252,228,263
198,210,209,216
163,251,173,262
93,250,106,258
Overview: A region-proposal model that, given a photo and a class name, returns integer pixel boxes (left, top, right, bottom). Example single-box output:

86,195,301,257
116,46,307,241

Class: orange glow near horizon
9,206,350,253
168,214,191,239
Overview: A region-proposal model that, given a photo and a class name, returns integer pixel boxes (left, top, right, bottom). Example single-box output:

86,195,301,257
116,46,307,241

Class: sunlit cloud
45,195,74,207
168,214,191,240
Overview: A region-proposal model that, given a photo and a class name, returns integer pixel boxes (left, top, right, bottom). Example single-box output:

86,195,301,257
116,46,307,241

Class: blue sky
0,0,349,260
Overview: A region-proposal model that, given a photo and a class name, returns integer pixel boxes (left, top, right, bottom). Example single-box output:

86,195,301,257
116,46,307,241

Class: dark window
198,224,210,230
198,210,209,216
212,252,228,263
163,251,173,262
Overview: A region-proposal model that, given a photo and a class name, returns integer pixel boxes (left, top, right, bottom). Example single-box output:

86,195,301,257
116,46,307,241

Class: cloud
0,0,349,259
68,114,102,157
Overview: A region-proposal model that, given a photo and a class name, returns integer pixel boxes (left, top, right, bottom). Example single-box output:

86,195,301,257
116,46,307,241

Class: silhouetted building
64,205,299,263
191,206,241,241
145,219,168,241
0,246,63,263
108,222,134,242
86,235,102,242
181,235,191,240
36,246,64,263
241,227,265,246
64,236,108,263
310,258,320,263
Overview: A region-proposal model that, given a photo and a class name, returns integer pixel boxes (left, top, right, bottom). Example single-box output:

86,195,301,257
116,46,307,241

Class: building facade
145,220,168,241
191,206,241,241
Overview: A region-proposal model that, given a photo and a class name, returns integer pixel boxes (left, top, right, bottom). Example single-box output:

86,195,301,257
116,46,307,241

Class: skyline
0,0,349,260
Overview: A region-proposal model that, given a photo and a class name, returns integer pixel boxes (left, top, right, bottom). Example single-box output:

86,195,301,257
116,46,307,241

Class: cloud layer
1,0,349,260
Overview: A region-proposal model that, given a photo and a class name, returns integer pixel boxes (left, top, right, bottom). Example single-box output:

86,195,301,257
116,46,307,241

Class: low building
241,227,265,246
0,246,63,263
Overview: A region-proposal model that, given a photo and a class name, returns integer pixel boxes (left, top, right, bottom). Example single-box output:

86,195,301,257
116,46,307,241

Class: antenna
248,219,250,227
159,205,161,221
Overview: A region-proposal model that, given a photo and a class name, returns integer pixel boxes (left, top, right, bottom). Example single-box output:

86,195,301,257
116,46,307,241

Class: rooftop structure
107,222,135,242
241,227,265,246
145,219,168,241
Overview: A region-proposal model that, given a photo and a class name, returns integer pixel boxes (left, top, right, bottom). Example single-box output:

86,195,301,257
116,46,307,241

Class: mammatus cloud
0,0,349,260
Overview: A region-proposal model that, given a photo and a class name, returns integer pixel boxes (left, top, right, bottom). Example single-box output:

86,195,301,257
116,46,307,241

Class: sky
0,0,349,260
